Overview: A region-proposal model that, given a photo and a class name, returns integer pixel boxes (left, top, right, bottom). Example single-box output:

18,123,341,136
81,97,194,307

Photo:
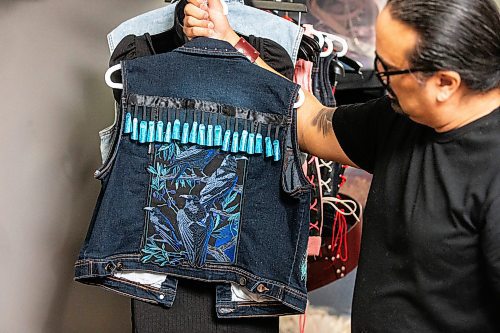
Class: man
183,0,500,331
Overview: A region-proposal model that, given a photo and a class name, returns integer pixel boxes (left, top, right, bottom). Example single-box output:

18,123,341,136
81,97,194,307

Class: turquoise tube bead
181,123,190,144
164,122,172,143
206,125,214,146
172,119,181,140
255,133,263,154
239,130,248,152
265,137,273,157
214,125,223,146
189,122,198,144
221,129,231,152
155,121,164,142
124,112,132,134
231,131,239,153
273,139,281,161
131,117,139,141
246,133,255,154
139,120,148,143
197,124,206,146
147,121,155,143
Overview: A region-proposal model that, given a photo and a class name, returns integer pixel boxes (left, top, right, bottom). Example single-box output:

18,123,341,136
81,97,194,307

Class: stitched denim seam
75,258,307,300
175,47,247,60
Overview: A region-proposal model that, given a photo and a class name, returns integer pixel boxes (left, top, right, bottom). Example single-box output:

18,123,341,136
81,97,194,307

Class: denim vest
75,37,311,317
107,0,303,65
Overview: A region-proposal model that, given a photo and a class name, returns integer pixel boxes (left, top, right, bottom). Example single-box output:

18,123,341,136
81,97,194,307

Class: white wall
0,1,163,332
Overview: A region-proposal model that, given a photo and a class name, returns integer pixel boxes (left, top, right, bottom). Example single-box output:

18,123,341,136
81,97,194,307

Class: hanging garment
99,32,295,167
294,36,347,261
75,37,311,318
107,0,304,64
110,33,295,103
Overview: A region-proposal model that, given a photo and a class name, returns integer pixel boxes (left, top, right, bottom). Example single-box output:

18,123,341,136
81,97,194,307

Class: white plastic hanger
104,64,123,89
294,89,305,109
320,37,334,57
322,32,348,57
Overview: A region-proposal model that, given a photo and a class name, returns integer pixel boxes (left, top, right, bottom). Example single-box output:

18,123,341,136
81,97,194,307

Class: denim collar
174,37,249,61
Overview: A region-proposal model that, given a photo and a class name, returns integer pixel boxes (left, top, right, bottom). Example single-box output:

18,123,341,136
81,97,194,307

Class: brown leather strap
234,37,260,63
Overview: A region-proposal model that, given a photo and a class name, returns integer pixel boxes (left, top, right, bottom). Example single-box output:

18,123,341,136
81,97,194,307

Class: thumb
207,0,228,15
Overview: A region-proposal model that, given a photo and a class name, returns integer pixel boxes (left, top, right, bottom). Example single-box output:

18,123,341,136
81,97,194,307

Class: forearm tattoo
311,107,335,137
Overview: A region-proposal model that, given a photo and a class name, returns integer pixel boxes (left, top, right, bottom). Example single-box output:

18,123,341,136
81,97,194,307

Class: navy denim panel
75,37,310,317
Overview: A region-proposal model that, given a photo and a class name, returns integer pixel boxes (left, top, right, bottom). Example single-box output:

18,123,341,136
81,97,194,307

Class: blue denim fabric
75,37,311,317
107,0,303,65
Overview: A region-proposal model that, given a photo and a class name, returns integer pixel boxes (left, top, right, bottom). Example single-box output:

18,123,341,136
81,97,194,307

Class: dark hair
386,0,500,92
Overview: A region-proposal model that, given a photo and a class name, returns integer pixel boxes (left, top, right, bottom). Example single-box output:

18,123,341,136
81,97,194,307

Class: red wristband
234,37,260,63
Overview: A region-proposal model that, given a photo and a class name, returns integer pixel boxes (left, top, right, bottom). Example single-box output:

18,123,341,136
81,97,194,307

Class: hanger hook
323,33,349,57
293,89,305,109
104,64,123,90
320,37,334,57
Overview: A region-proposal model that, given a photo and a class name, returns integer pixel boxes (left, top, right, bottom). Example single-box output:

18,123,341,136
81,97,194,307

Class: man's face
375,7,438,126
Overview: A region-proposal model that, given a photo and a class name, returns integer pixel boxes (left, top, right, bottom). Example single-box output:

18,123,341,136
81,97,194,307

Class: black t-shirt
333,97,500,332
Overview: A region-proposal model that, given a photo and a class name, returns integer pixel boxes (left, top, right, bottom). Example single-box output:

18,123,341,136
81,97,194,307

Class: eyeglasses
374,52,435,94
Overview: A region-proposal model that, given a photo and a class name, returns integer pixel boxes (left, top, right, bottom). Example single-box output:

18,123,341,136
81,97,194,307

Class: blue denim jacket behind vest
107,0,303,65
75,37,311,317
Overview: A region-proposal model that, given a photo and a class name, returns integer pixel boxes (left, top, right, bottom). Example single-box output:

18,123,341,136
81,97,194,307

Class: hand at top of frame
183,0,240,45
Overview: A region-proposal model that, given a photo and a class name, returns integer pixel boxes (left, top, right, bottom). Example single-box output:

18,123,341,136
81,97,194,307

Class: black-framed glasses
374,52,435,92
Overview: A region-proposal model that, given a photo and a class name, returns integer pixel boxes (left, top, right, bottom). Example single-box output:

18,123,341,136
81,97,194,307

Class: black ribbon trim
126,94,290,127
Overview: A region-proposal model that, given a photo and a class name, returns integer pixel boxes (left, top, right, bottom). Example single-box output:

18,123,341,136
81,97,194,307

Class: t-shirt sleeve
332,96,394,173
481,194,500,299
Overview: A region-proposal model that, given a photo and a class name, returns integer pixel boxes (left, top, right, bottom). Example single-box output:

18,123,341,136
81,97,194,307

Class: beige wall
0,1,162,332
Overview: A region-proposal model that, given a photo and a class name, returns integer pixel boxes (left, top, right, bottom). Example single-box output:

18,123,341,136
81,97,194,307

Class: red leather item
234,37,260,63
306,193,363,291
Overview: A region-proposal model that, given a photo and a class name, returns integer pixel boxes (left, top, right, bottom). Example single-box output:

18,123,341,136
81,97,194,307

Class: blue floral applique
141,142,246,268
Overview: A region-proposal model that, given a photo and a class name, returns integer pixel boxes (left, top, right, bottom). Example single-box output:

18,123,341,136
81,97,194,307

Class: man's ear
434,71,461,102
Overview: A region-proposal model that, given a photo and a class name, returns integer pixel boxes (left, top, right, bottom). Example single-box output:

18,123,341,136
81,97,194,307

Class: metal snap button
239,277,247,286
256,284,269,293
159,294,165,300
104,263,113,272
116,262,124,270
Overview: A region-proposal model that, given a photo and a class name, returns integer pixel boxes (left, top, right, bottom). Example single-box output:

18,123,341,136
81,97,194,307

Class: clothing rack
164,0,308,13
245,0,307,13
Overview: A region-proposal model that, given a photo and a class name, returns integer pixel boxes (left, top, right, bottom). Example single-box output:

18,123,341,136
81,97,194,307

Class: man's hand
183,0,239,45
